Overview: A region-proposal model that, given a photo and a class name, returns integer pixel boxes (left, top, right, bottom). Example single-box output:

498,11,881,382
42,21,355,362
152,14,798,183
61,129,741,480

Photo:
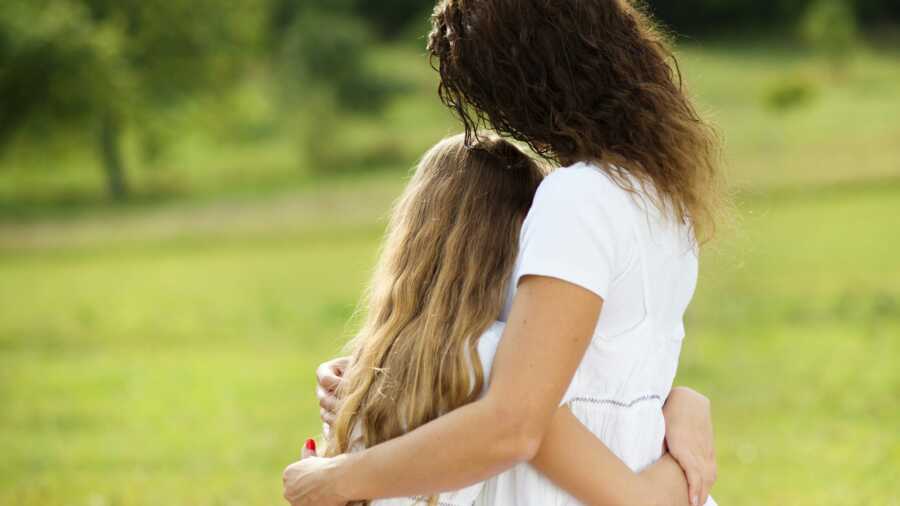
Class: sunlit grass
1,176,898,505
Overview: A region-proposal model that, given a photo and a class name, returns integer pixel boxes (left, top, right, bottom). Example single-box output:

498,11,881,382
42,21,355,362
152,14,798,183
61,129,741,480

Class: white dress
374,162,716,506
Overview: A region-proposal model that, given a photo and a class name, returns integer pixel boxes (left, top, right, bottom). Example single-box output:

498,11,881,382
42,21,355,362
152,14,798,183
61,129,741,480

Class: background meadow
1,1,899,505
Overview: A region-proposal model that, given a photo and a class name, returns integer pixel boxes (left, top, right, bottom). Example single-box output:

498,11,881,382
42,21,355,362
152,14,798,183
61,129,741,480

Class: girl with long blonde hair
327,134,543,461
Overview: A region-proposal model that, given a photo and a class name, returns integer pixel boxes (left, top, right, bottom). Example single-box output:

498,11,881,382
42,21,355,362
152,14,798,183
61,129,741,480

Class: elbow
484,400,544,464
508,430,543,463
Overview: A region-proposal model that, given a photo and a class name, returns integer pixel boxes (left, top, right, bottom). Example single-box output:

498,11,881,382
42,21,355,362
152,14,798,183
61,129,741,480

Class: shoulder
516,163,637,299
531,162,635,224
539,162,621,195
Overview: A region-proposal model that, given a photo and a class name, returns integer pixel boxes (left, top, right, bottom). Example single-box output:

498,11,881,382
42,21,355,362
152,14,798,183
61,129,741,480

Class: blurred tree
801,0,860,75
647,0,813,36
268,1,397,172
0,0,262,200
353,0,429,39
764,75,819,112
646,0,899,36
272,5,387,111
851,0,900,26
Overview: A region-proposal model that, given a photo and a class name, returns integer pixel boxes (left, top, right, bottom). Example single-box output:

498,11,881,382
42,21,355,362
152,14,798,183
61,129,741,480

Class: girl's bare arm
532,406,690,506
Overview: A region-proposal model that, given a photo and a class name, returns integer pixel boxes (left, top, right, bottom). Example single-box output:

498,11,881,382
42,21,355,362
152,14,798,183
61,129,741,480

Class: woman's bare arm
533,406,690,506
284,276,602,504
314,368,700,506
308,315,714,506
286,276,712,506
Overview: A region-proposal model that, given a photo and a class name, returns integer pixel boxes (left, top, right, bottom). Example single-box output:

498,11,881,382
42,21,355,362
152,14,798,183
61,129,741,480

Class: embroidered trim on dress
406,497,471,506
569,394,662,408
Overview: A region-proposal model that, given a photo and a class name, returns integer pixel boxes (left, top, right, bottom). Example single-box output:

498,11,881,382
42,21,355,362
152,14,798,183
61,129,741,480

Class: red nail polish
305,438,317,452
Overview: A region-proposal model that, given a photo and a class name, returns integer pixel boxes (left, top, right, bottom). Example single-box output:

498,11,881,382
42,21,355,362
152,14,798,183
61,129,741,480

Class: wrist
641,453,686,506
637,473,672,506
667,386,709,407
329,452,363,501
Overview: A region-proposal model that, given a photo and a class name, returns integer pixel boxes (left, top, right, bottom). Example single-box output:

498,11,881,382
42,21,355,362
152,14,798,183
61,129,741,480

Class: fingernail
692,496,699,506
305,438,317,452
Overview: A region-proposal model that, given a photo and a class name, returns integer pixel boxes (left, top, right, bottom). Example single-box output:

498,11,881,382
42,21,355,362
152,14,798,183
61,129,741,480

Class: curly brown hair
427,0,724,241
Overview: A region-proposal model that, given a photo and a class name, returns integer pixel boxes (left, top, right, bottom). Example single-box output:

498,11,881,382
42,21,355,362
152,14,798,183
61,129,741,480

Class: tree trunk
100,112,129,200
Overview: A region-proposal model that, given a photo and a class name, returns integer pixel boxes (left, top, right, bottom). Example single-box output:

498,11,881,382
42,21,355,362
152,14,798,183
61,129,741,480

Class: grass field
1,41,899,505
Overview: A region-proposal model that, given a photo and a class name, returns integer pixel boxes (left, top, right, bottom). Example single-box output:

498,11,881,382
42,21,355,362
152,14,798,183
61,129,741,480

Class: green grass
686,185,900,505
1,41,900,505
2,175,898,506
679,43,900,190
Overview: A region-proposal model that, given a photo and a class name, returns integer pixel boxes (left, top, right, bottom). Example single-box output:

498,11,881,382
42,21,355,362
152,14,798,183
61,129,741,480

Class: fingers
685,466,701,506
282,464,296,502
320,407,336,426
330,356,350,376
282,461,306,504
673,450,702,506
317,357,350,389
317,368,342,392
283,489,302,505
317,385,339,411
686,452,715,506
316,364,341,425
697,470,709,506
706,442,718,483
302,438,318,459
699,454,716,505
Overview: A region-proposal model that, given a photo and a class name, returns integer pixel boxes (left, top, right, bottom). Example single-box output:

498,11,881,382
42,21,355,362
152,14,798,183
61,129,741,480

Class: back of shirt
502,161,698,338
497,161,699,469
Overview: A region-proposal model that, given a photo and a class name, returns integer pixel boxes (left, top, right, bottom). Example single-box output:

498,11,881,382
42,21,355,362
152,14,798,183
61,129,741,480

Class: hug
285,1,724,505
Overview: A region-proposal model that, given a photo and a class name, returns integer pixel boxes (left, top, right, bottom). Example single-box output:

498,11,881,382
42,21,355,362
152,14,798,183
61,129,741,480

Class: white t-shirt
375,162,713,506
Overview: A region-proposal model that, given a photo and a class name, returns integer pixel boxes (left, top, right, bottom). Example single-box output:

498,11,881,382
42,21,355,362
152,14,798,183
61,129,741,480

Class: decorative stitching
568,394,662,408
406,497,471,506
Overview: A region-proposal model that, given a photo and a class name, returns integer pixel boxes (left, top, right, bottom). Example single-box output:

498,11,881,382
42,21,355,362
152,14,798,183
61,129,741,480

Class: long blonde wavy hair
325,134,544,504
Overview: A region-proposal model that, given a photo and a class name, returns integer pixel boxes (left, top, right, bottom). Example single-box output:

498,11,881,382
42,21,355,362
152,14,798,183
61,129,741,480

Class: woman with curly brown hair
284,0,724,505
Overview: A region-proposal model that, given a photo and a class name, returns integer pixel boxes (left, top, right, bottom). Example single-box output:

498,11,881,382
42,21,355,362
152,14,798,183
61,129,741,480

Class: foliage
4,42,900,216
270,4,401,173
801,0,861,73
1,0,898,202
318,0,900,39
0,0,262,198
763,75,819,112
353,0,430,39
0,2,122,142
274,8,391,113
644,0,896,36
0,0,410,196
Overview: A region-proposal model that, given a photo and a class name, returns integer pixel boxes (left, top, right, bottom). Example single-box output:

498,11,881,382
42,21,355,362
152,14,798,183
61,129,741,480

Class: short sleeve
515,167,631,300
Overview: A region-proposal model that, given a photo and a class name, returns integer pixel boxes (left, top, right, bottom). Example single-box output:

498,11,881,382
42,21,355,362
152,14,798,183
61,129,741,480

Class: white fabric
373,162,715,505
